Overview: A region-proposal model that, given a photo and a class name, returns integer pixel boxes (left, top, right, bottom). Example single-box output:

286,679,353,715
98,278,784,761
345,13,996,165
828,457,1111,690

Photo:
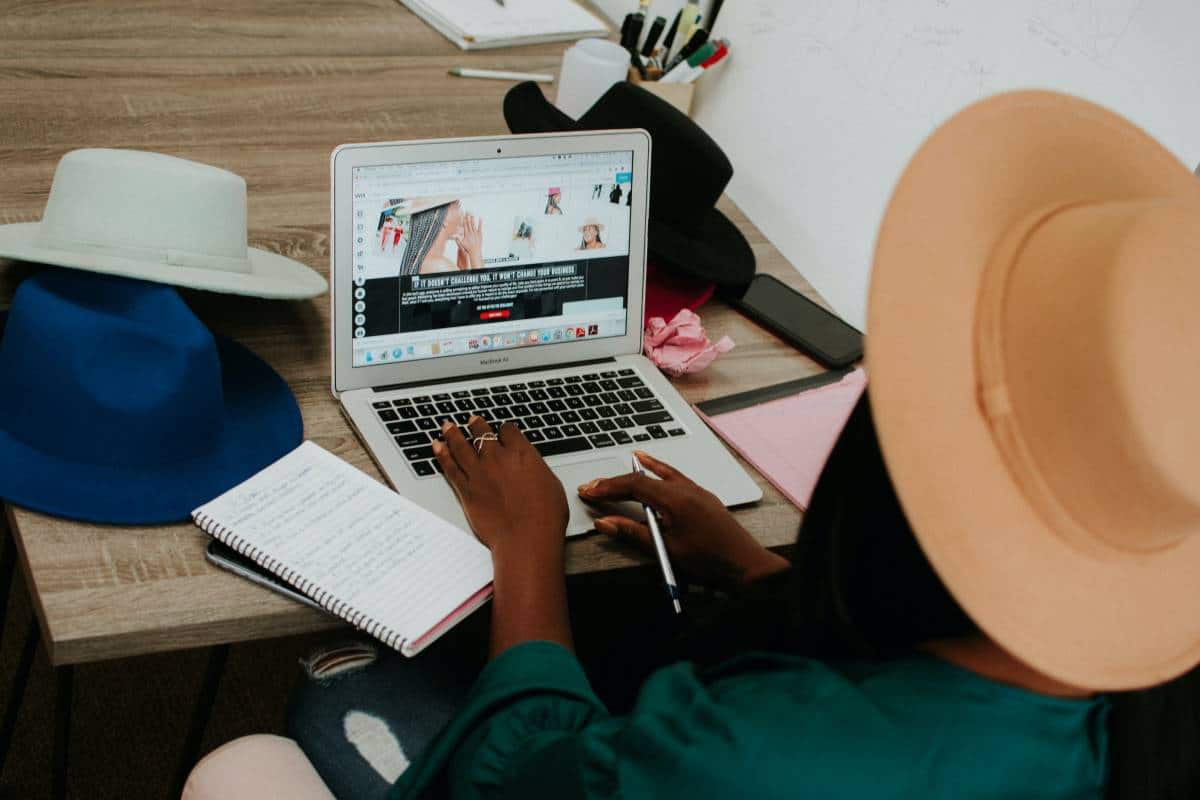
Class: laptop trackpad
557,456,628,491
558,457,639,534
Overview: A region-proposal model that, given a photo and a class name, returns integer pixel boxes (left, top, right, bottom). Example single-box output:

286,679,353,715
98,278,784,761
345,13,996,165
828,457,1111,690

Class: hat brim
649,206,756,286
868,90,1200,690
0,311,303,524
0,223,327,299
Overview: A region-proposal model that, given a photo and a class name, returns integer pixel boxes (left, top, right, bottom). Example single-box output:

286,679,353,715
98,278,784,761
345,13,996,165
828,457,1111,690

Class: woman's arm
432,416,573,658
489,540,572,658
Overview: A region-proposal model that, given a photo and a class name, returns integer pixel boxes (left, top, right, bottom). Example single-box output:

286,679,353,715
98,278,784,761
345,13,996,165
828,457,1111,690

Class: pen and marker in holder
617,1,730,117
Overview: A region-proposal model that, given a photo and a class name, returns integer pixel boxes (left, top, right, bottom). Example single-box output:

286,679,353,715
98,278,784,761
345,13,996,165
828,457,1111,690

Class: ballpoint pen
632,453,682,614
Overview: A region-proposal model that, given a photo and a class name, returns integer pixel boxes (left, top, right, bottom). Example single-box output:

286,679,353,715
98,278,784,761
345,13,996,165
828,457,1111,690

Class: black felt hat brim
504,82,755,286
649,206,755,285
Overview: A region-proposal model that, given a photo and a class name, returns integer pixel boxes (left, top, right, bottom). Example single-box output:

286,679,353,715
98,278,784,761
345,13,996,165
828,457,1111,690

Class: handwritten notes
193,442,492,655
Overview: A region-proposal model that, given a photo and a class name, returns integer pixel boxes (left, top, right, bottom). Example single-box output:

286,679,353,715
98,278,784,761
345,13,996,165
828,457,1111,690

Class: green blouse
389,641,1109,799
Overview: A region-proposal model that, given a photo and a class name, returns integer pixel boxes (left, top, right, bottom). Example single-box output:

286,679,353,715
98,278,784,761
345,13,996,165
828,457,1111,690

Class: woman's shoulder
599,653,1108,799
696,650,1106,728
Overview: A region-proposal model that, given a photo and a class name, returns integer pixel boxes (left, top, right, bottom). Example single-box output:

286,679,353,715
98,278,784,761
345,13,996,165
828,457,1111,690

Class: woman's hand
453,213,483,270
432,416,572,657
578,451,789,591
432,416,567,554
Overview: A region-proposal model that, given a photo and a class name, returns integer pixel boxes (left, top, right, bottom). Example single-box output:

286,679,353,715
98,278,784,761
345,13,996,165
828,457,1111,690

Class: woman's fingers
467,415,503,458
632,450,684,481
594,515,653,550
441,419,477,470
497,420,527,449
433,439,467,489
466,414,494,437
578,471,671,509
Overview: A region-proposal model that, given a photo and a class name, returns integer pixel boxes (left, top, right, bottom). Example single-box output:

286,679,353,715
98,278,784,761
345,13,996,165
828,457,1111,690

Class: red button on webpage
480,310,510,320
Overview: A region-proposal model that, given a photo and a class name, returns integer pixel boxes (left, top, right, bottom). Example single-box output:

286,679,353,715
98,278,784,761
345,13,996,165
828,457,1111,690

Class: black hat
503,81,755,286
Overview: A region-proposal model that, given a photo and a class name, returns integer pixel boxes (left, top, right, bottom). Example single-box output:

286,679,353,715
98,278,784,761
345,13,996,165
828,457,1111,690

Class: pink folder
694,368,867,510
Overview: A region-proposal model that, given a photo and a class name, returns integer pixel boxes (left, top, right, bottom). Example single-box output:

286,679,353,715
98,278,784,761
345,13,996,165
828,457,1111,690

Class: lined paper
193,442,492,655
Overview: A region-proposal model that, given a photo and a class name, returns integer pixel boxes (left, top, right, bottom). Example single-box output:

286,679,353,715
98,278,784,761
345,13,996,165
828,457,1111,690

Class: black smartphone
722,274,864,368
205,540,323,611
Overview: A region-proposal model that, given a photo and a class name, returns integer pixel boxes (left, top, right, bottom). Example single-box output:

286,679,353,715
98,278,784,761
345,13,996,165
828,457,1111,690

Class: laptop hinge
372,356,618,393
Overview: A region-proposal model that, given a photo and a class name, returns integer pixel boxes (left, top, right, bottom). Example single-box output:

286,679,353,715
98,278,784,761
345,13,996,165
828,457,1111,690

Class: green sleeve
394,641,775,800
388,641,607,800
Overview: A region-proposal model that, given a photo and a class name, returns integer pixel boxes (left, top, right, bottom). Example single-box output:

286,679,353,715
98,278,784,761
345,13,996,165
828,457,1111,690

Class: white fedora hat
0,149,327,299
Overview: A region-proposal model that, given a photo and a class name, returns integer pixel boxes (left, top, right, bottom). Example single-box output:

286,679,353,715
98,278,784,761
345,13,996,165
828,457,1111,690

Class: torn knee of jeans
344,710,411,782
301,641,379,681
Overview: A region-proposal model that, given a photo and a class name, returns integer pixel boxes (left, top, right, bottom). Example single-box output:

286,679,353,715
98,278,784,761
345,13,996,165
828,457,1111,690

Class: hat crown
0,270,225,468
35,149,252,273
978,198,1200,553
577,85,732,232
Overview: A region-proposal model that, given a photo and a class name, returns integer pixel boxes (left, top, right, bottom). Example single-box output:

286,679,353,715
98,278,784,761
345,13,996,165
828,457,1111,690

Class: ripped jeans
285,570,704,798
285,617,488,800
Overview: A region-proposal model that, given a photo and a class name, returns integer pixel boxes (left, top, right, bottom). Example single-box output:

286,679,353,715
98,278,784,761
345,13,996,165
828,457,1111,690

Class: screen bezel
330,130,650,395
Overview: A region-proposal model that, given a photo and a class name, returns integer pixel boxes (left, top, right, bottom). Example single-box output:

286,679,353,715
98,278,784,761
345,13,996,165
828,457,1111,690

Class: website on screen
350,150,634,367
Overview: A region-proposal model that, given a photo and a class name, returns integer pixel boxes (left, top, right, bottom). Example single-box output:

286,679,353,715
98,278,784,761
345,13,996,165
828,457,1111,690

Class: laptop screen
350,150,633,367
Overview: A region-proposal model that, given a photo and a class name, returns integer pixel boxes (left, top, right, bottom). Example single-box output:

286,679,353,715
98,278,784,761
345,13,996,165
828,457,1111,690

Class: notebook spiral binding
193,511,408,652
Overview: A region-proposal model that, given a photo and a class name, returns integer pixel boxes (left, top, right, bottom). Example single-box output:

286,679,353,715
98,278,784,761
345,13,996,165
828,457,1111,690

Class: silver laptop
330,130,760,536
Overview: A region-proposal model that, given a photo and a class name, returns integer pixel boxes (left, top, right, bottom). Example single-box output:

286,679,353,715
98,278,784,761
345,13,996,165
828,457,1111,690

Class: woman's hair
545,193,561,214
579,226,602,249
398,204,450,276
687,392,1200,800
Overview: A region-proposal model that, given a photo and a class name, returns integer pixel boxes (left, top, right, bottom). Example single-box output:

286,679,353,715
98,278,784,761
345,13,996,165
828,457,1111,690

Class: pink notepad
694,369,867,510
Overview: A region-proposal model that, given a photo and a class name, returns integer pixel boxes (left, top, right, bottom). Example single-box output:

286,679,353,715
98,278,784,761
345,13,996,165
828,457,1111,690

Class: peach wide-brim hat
868,90,1200,691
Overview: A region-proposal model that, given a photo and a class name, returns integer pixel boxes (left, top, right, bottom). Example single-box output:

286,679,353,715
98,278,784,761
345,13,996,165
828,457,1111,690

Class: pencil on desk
449,68,554,83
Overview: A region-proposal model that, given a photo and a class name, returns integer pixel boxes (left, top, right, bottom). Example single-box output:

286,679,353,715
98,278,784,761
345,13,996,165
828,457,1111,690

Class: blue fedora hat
0,269,302,524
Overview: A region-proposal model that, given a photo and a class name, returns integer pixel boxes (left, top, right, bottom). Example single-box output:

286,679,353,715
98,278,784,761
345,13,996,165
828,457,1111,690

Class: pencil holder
627,69,695,116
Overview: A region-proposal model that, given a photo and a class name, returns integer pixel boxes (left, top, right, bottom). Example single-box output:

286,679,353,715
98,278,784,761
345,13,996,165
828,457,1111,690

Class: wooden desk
0,0,826,669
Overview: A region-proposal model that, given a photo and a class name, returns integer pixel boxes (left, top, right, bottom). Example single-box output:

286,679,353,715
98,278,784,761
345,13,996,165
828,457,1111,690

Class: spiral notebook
191,441,493,657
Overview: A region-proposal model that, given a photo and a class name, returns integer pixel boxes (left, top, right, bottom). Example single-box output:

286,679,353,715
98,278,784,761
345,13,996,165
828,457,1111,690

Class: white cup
556,38,630,119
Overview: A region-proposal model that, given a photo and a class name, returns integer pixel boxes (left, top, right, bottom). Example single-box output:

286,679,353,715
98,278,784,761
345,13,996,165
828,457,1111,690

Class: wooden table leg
52,664,73,800
170,644,230,798
0,618,38,776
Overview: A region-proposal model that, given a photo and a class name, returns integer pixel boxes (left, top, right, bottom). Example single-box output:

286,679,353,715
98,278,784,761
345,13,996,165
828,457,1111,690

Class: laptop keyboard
369,367,686,479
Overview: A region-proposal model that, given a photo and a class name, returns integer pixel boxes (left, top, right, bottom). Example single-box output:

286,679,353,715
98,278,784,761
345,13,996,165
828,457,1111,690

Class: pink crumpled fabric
643,308,734,376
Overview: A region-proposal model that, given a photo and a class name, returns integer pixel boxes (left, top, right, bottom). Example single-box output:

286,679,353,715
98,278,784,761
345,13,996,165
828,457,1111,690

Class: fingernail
594,518,617,534
468,414,481,424
441,419,452,431
432,441,443,455
578,479,599,495
633,450,649,460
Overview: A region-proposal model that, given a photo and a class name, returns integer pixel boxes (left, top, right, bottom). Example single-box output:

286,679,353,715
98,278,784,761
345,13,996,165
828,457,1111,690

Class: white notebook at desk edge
191,441,493,657
399,0,609,50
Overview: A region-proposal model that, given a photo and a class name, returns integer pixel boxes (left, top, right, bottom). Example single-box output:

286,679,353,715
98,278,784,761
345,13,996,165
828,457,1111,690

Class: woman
397,199,483,274
288,92,1200,799
578,219,605,251
545,188,563,215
